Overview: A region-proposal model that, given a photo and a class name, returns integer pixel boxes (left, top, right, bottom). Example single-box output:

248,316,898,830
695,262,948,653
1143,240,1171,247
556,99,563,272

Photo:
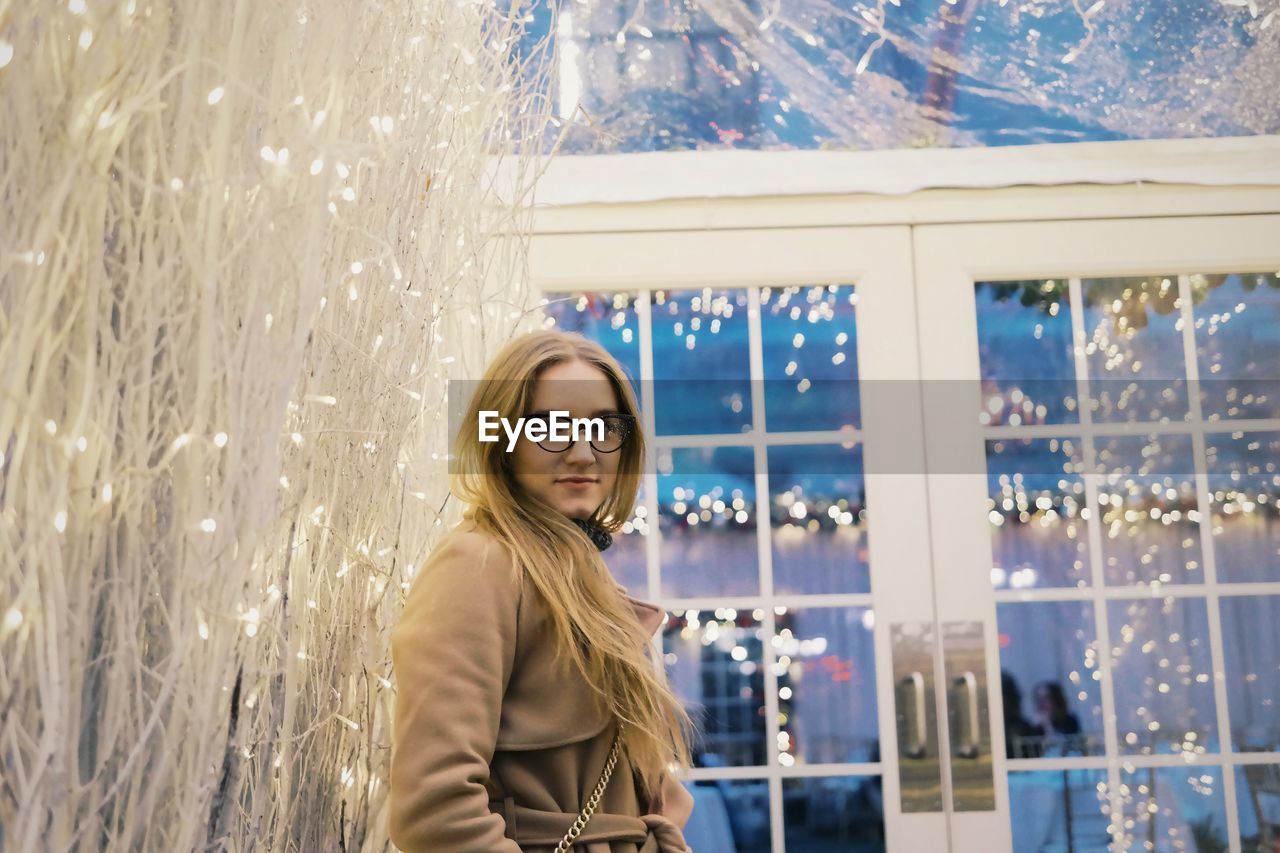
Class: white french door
913,214,1280,853
529,211,1280,852
530,225,950,851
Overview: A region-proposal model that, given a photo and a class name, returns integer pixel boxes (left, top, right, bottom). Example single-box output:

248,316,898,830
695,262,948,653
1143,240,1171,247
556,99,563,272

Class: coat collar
614,583,666,640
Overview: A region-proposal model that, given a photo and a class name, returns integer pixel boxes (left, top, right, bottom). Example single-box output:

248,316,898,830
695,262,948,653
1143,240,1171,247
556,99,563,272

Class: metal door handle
898,671,927,759
953,670,980,759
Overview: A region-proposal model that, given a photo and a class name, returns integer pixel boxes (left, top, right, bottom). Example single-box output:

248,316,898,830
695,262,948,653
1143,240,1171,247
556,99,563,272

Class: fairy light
3,608,22,631
207,86,224,105
0,41,13,69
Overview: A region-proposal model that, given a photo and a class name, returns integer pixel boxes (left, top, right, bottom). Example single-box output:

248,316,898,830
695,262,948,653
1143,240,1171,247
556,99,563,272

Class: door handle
941,621,996,811
952,670,981,759
899,671,928,759
890,622,943,813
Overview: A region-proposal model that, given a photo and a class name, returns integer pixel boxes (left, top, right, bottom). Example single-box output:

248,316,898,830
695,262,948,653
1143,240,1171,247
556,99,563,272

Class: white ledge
492,135,1280,208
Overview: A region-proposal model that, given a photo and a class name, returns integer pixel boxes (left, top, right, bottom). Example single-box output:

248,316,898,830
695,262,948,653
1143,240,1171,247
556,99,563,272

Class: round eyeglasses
525,412,636,453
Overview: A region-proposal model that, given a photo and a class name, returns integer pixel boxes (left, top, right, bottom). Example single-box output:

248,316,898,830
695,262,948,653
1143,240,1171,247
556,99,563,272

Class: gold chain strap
554,722,624,853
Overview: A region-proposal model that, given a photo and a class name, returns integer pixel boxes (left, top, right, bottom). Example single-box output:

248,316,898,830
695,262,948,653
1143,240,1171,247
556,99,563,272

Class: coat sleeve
388,530,523,852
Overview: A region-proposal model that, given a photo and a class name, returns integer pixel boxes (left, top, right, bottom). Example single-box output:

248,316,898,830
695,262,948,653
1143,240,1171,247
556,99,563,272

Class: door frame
912,214,1280,853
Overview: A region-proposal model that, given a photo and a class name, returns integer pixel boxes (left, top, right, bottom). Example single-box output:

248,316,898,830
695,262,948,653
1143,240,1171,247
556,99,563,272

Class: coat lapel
615,585,666,643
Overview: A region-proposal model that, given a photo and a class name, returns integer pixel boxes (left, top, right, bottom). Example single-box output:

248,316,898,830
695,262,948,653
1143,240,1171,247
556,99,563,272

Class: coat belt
490,798,691,852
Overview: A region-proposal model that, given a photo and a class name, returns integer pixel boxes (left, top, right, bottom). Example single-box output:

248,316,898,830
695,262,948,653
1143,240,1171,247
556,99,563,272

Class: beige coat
389,519,695,852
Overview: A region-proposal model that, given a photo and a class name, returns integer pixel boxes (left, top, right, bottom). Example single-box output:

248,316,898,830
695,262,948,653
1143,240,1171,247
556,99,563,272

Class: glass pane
658,446,759,597
1237,763,1280,850
519,1,1279,153
1205,430,1280,585
986,436,1091,590
1119,766,1229,853
1220,595,1280,753
1192,272,1280,422
1080,275,1190,425
1008,769,1110,853
783,775,885,852
974,280,1078,427
603,480,649,594
760,284,860,432
997,602,1104,758
768,443,869,595
684,779,770,853
541,290,642,395
652,288,752,436
1108,597,1219,756
775,607,879,765
664,609,765,768
1093,433,1201,588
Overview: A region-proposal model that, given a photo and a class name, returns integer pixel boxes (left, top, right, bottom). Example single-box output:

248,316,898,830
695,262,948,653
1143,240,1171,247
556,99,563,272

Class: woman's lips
557,479,596,490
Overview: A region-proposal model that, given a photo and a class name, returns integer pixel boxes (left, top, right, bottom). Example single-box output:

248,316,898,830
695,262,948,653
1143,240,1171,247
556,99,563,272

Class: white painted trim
526,183,1280,234
496,134,1280,212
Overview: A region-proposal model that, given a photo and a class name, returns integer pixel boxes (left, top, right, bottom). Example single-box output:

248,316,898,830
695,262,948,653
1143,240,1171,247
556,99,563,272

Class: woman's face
510,359,624,520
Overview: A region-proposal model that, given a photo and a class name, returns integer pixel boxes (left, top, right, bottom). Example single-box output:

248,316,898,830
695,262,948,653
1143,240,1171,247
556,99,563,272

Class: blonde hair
448,329,699,802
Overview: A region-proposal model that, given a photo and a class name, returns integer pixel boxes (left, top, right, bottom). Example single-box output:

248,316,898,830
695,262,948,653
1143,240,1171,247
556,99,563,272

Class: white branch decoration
0,0,560,849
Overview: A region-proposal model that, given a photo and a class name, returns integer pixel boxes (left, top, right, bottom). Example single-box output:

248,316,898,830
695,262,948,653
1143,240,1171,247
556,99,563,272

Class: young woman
388,330,699,852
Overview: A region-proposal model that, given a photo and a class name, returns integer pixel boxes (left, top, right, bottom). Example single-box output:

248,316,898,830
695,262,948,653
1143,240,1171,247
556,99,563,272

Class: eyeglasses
524,412,636,453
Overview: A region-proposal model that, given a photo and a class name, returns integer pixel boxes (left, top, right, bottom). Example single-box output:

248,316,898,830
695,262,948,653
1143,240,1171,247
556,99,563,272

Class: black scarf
570,516,613,552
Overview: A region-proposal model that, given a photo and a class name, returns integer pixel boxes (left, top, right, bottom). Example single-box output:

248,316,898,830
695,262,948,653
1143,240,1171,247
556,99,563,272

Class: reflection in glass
783,775,884,851
768,443,869,595
1081,276,1189,424
657,446,758,597
1092,433,1201,587
651,289,752,436
664,610,765,768
760,284,860,432
1193,272,1280,422
974,280,1078,426
1119,766,1228,853
985,437,1090,590
1220,595,1280,753
541,290,642,396
684,779,770,853
1108,597,1218,756
776,607,878,766
997,602,1103,758
1008,769,1110,853
1205,430,1280,585
1237,763,1280,851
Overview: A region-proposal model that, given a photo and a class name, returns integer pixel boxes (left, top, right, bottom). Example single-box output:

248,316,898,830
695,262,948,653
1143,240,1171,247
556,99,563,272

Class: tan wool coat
388,519,696,852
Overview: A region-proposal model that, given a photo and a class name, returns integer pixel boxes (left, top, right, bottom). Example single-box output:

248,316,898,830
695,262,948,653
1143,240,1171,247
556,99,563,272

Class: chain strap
554,721,624,853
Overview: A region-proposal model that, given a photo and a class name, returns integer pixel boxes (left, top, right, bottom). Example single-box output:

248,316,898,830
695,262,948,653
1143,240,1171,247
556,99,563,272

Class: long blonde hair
448,329,699,801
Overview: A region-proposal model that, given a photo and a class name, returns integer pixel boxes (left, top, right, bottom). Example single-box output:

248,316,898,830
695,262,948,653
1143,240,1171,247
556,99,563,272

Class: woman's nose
566,437,596,463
